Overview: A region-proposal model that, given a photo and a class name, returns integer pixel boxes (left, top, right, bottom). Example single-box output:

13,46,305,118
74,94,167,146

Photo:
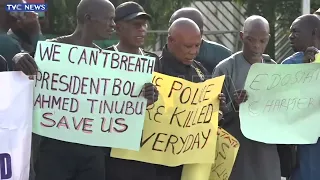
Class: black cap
115,1,151,22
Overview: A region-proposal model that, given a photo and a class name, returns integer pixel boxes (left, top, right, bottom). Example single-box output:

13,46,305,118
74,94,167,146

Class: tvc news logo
5,3,47,12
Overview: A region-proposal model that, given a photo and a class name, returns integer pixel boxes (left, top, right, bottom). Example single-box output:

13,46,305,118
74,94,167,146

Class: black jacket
154,46,210,180
156,45,209,82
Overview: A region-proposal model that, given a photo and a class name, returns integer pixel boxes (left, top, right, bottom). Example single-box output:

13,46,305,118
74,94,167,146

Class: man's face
0,0,25,31
169,32,201,65
117,17,148,48
241,28,269,59
87,9,115,40
289,18,313,52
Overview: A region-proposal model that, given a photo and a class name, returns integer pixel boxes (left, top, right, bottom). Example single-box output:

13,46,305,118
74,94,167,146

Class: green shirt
195,39,232,74
0,33,23,70
0,30,45,70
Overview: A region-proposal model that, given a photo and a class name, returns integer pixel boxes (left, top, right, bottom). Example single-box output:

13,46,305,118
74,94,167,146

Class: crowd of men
1,0,320,179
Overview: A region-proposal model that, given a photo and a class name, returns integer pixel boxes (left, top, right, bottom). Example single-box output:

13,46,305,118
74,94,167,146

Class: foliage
233,0,320,58
44,0,193,34
43,0,193,47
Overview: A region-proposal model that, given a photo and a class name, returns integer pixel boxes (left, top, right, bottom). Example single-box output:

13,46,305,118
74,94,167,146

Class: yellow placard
314,53,320,63
210,127,240,180
111,72,225,166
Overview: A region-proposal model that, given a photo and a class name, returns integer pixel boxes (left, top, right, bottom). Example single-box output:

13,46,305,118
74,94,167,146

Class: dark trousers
104,146,182,180
105,155,157,179
35,137,105,180
155,165,183,180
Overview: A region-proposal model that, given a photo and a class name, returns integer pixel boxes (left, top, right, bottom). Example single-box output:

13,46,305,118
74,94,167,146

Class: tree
234,0,320,60
42,0,194,48
43,0,193,47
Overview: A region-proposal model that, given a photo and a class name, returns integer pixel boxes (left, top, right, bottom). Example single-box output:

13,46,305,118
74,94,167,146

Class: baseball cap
115,1,151,22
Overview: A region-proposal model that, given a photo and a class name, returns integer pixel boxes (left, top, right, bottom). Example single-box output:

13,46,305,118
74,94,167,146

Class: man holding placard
31,1,159,180
104,2,160,179
281,14,320,180
154,17,226,180
213,15,281,180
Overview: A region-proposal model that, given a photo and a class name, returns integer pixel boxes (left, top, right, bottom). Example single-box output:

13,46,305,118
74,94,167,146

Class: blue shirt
283,51,320,180
281,52,304,64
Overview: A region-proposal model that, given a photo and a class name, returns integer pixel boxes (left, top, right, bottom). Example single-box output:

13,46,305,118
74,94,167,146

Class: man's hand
12,53,38,76
218,93,226,110
303,46,319,63
142,83,159,106
17,12,41,36
233,89,248,107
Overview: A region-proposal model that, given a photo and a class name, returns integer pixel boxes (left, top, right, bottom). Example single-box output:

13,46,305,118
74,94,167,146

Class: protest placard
0,72,33,180
32,41,155,151
111,72,224,166
210,127,239,180
240,63,320,144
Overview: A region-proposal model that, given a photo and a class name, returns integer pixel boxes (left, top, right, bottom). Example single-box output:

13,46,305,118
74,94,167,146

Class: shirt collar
161,45,193,68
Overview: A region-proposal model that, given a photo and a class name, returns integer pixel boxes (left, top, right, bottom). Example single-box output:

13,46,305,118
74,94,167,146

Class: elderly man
31,0,158,180
169,7,232,73
282,14,320,64
156,17,226,180
281,15,320,180
213,15,281,180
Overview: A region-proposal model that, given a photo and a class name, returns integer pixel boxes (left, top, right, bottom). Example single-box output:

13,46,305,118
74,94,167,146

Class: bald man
33,2,115,180
169,7,232,73
156,17,226,180
33,1,158,180
281,15,320,180
282,14,320,64
213,15,281,180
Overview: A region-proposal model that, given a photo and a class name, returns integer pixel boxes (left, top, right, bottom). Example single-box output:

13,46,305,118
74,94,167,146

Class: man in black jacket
104,2,160,180
169,7,232,73
156,17,226,180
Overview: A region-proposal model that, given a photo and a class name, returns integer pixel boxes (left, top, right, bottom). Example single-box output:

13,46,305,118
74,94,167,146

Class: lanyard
113,45,145,56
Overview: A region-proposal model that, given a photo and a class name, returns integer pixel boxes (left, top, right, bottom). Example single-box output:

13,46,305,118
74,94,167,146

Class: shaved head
289,14,320,51
169,17,200,37
243,15,269,34
241,15,270,62
293,14,320,32
76,0,115,40
77,0,114,24
169,7,204,33
167,18,201,64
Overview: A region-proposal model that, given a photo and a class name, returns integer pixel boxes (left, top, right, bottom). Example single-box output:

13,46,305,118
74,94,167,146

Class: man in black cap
106,1,153,54
104,2,160,180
